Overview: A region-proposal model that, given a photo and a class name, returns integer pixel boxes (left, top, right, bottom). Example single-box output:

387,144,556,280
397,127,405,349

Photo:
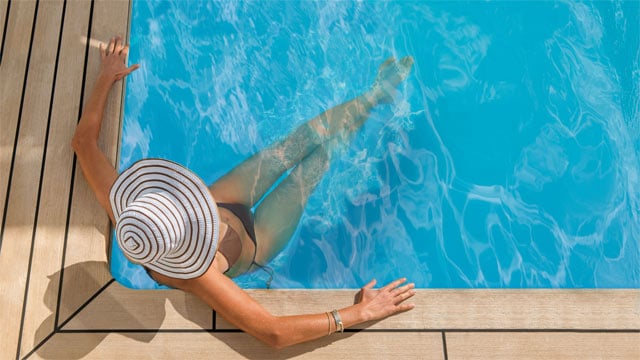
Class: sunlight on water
114,0,640,289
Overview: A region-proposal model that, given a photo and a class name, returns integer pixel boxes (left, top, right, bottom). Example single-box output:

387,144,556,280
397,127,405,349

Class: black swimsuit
216,203,257,273
217,203,257,243
217,203,272,286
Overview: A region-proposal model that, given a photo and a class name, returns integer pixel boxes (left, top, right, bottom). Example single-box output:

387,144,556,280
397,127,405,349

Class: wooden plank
446,332,640,360
0,0,36,241
0,1,64,358
17,2,94,358
216,289,640,330
60,0,130,324
62,283,212,330
0,1,8,62
29,331,444,360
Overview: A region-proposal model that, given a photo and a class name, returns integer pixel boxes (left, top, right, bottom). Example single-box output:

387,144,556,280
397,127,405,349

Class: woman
72,36,416,349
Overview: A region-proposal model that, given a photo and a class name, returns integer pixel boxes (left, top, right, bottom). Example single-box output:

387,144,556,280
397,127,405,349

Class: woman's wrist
352,302,372,322
96,72,117,88
334,303,370,332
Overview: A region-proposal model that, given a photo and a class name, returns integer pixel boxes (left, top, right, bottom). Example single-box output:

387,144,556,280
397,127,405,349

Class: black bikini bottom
217,203,273,286
217,202,257,245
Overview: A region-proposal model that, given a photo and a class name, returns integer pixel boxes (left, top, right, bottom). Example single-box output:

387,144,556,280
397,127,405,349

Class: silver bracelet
331,309,344,333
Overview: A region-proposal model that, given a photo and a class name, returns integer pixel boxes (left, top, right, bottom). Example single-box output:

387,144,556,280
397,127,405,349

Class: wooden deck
1,0,638,359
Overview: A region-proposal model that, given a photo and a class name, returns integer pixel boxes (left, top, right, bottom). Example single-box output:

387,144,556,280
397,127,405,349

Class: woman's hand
354,278,416,322
99,36,139,83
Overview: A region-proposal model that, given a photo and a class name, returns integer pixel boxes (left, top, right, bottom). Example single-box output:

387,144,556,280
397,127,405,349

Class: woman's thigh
209,122,323,207
252,146,329,265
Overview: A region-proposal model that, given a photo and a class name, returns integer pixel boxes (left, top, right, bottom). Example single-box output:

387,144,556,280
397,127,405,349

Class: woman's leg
209,97,371,206
209,122,322,206
250,57,415,264
252,145,330,265
210,56,414,207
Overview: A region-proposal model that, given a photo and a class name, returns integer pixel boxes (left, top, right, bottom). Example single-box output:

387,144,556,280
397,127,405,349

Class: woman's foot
368,56,414,104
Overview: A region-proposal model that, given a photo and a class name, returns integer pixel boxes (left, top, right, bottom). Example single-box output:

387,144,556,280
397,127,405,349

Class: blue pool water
112,0,640,289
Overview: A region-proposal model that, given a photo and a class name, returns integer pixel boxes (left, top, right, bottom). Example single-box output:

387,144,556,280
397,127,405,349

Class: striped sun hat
109,158,220,279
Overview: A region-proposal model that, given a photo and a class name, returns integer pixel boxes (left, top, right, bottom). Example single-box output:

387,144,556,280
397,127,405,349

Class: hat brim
110,158,220,279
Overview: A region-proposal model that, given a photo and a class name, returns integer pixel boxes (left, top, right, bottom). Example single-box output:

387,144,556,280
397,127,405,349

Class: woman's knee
298,146,329,186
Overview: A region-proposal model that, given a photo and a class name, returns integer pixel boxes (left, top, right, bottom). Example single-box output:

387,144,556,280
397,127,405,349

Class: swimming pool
112,0,640,289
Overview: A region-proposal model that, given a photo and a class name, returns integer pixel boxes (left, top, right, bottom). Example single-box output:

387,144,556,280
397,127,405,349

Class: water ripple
118,0,639,289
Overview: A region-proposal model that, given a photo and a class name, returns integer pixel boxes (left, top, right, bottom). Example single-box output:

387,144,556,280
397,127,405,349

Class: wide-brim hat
110,158,220,279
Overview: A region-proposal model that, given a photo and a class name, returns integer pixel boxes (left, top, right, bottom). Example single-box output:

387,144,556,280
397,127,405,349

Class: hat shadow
33,261,354,359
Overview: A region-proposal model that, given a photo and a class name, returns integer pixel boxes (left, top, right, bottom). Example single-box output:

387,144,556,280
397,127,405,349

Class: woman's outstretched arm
71,36,139,224
187,269,415,349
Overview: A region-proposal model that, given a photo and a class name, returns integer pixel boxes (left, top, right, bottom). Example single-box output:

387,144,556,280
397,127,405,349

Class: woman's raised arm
71,36,139,224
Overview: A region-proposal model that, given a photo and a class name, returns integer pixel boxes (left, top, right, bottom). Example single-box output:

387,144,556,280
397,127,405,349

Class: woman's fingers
127,64,140,73
381,277,408,292
390,285,415,312
381,279,415,309
114,36,125,54
104,36,127,56
396,287,416,301
114,64,140,80
107,37,116,54
357,277,416,320
362,279,377,290
397,282,416,292
100,35,138,83
103,36,132,63
390,282,415,296
396,302,415,312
